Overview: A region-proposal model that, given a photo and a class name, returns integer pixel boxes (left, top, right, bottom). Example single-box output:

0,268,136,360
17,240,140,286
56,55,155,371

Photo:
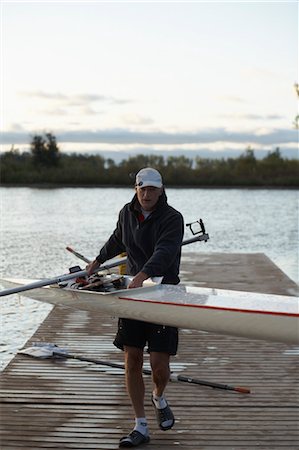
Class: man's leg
150,351,170,396
119,346,150,447
124,346,145,418
150,351,175,431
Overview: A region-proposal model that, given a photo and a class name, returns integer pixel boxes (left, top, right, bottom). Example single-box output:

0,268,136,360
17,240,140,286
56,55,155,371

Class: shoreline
1,183,299,190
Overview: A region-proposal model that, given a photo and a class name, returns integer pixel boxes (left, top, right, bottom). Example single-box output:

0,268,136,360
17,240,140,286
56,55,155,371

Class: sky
1,1,298,158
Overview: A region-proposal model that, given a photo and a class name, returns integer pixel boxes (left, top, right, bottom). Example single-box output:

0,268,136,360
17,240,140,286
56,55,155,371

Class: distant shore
2,146,298,188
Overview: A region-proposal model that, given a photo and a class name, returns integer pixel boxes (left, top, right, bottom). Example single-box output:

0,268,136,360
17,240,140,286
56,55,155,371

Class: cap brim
136,181,162,188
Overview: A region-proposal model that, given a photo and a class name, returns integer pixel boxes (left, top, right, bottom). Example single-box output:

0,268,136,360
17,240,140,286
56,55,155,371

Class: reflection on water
0,296,52,370
1,187,298,370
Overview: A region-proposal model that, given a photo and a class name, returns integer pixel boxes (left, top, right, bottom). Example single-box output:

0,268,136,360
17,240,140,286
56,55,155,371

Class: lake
1,187,298,369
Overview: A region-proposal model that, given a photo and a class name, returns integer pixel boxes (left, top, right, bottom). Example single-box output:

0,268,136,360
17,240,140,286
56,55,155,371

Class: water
1,187,298,370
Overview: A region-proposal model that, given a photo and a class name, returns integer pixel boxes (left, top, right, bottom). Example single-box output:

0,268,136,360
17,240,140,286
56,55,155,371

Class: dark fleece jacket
96,190,184,284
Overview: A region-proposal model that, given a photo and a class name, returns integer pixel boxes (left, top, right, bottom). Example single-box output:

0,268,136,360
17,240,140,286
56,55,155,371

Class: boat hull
1,278,298,345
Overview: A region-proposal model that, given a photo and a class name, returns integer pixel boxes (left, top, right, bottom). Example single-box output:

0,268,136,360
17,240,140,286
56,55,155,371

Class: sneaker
151,395,175,431
119,430,150,448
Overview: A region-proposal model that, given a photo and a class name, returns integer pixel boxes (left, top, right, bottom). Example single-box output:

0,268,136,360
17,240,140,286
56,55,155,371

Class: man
87,167,184,448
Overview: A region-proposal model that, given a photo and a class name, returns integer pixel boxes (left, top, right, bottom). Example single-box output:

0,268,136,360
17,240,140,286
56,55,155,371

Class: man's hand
86,259,100,276
128,271,149,289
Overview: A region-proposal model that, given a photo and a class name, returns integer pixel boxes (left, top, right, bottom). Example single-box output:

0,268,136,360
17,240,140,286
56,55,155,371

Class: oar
0,232,209,298
66,246,91,263
0,257,126,298
66,232,210,265
181,234,209,246
19,343,250,394
170,374,250,393
59,353,250,393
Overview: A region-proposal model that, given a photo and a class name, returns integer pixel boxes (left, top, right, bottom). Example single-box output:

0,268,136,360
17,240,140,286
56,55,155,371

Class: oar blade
19,343,68,358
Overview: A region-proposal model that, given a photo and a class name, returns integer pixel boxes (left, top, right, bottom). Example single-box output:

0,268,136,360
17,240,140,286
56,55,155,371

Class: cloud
1,127,297,147
21,91,131,106
20,91,126,118
219,113,285,121
41,107,69,116
7,123,26,132
121,114,154,126
218,95,248,103
40,105,103,116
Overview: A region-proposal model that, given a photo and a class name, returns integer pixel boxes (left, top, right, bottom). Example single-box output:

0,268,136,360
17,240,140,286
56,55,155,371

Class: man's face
135,186,162,211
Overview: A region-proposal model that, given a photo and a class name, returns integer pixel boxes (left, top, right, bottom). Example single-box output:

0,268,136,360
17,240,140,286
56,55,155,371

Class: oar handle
169,373,250,394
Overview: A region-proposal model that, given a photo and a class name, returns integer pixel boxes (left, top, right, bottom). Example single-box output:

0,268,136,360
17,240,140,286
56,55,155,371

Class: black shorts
113,318,178,355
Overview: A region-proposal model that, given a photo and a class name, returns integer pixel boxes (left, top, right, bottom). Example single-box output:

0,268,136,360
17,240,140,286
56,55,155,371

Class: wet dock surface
1,253,298,449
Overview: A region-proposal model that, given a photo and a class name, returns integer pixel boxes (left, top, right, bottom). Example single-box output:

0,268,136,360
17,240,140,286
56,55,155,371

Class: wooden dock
1,253,298,449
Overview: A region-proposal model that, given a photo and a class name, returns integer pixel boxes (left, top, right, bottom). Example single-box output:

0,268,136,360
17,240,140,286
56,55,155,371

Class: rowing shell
1,277,298,345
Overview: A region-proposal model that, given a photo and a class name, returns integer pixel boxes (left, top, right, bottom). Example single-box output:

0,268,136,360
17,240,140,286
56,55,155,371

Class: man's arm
142,213,184,278
86,210,126,276
86,259,101,276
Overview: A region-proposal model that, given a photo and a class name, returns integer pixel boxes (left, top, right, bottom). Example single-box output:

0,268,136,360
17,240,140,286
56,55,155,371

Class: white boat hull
1,278,298,345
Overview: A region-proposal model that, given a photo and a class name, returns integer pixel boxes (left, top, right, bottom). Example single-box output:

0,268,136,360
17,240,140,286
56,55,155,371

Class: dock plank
1,253,298,449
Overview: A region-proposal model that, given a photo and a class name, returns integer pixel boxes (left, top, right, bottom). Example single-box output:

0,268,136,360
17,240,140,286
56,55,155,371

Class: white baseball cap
135,167,163,188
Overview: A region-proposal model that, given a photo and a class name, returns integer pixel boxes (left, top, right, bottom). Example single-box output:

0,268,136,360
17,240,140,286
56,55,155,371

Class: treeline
0,135,298,187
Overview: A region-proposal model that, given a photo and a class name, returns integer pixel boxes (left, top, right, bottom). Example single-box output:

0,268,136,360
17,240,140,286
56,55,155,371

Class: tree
264,147,283,163
31,132,60,166
293,83,299,129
